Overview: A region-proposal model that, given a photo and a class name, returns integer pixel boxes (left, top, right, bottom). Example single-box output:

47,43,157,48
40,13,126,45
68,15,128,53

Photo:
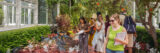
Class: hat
91,13,97,19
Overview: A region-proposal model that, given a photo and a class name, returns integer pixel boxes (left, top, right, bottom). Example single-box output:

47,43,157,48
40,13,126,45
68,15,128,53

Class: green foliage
0,25,51,53
46,0,134,26
0,25,159,52
59,0,126,26
46,0,69,7
136,26,160,50
0,5,4,25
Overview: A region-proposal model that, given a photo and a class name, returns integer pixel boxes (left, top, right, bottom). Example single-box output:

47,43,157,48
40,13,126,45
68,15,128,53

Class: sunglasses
109,20,114,22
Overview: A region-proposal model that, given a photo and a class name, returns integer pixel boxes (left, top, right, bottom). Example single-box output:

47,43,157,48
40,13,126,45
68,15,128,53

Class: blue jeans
106,48,124,53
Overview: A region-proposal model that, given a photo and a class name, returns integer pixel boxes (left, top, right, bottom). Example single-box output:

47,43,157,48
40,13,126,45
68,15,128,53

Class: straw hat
91,13,97,19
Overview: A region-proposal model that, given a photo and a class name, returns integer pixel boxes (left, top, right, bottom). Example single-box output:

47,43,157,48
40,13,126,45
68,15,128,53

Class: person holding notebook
104,13,128,53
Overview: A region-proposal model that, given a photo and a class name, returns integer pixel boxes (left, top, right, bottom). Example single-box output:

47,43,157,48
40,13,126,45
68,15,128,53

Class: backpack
123,16,136,33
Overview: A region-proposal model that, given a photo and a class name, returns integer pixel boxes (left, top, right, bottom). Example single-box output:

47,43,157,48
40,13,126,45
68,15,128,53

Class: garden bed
0,25,51,53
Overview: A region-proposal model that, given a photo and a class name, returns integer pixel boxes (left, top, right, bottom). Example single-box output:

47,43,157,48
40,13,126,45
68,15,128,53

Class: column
158,3,160,23
16,0,21,27
159,9,160,23
34,0,38,25
28,3,32,24
158,4,160,28
57,2,60,16
12,1,15,24
46,8,48,24
28,9,31,24
24,9,26,24
2,2,8,26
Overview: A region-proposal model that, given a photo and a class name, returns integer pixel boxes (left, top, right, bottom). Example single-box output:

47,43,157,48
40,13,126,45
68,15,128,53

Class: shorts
127,34,133,47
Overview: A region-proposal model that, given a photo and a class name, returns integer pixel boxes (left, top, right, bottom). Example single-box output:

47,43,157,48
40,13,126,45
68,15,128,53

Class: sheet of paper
114,32,127,45
76,30,84,35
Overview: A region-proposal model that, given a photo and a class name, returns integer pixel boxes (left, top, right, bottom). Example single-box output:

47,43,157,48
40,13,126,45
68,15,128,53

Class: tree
46,0,69,24
46,0,130,26
134,0,160,50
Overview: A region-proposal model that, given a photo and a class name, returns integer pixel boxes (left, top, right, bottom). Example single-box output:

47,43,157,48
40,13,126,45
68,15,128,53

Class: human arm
95,22,103,32
103,27,110,53
115,28,128,45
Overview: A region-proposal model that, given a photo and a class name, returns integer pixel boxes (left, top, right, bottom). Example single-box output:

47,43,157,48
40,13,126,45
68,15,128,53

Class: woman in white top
92,12,105,53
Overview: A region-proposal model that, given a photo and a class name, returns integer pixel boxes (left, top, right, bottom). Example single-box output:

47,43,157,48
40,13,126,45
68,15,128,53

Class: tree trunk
148,12,158,49
140,11,159,53
149,27,158,47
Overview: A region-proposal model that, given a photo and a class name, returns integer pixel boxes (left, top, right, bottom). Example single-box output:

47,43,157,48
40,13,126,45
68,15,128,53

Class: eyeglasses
109,20,114,22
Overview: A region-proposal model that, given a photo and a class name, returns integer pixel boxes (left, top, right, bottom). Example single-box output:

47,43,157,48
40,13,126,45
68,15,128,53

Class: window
0,5,4,26
5,0,15,3
7,6,16,25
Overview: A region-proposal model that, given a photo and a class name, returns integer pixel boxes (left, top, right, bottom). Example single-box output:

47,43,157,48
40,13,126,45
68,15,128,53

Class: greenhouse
0,0,50,31
0,0,160,53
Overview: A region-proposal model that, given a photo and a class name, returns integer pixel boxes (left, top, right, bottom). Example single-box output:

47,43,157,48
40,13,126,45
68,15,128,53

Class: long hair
79,16,86,24
106,15,109,21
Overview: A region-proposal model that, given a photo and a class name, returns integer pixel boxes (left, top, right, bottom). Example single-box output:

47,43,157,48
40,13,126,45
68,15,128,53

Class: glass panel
25,9,28,24
21,1,29,7
14,6,16,24
21,8,25,24
8,6,12,24
38,0,46,24
31,9,33,24
5,0,15,3
21,8,33,24
0,5,4,26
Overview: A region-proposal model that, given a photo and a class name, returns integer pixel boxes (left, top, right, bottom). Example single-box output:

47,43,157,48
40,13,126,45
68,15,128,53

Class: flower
96,2,100,6
139,42,146,50
149,8,153,11
135,42,141,50
121,8,125,11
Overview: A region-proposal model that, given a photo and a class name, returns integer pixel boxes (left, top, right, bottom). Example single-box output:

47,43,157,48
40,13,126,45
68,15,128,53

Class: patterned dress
78,24,89,53
92,21,105,52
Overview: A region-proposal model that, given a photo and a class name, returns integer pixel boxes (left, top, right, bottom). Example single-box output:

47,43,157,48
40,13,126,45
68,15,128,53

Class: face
80,19,84,24
109,17,118,26
106,16,109,21
98,15,102,21
91,18,95,22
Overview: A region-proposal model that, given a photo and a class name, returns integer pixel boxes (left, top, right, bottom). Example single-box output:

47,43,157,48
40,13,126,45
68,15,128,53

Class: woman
77,17,90,53
105,15,110,37
92,12,105,53
104,13,128,53
88,13,97,47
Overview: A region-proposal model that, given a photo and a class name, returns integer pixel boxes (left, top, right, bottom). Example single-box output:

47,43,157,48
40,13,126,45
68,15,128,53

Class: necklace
112,25,120,31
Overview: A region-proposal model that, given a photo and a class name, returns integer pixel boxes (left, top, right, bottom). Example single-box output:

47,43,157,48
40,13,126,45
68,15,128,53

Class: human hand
134,34,137,37
115,38,122,42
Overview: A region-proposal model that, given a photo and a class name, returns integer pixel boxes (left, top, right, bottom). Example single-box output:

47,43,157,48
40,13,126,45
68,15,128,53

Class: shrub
0,25,51,53
136,26,160,51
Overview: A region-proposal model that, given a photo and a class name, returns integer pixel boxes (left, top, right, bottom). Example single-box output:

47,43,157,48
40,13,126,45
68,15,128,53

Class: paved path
0,24,50,32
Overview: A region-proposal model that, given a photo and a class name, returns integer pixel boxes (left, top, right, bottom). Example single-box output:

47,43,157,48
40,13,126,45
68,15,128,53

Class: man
121,9,136,53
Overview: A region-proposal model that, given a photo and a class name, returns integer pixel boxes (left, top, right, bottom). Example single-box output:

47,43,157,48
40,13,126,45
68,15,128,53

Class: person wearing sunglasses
104,13,128,53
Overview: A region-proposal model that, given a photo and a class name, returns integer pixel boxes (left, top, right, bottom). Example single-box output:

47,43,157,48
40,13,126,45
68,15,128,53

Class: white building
132,2,160,29
0,0,50,31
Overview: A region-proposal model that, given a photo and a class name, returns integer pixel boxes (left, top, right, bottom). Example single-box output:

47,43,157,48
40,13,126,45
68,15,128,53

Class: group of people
16,10,136,53
77,11,136,53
